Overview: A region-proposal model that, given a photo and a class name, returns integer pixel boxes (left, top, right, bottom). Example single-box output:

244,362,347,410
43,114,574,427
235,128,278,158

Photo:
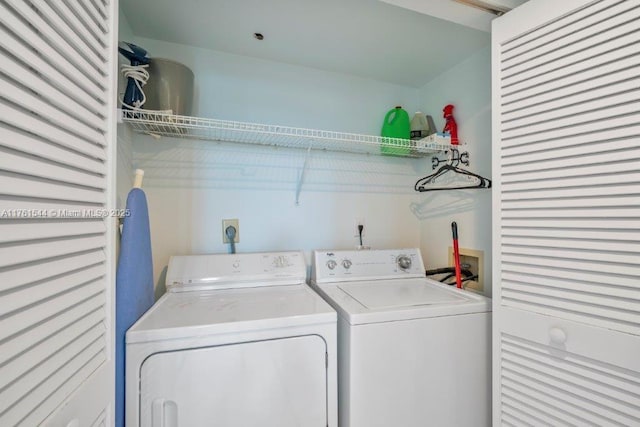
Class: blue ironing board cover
115,188,154,427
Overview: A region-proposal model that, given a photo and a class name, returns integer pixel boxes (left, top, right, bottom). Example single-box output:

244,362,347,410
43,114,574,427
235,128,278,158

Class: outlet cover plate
448,247,484,293
222,219,239,243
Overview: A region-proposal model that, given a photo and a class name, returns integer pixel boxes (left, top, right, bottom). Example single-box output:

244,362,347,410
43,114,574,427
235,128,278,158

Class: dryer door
139,335,328,427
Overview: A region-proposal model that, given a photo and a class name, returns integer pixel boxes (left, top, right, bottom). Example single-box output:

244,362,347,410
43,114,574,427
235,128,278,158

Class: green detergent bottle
381,106,411,156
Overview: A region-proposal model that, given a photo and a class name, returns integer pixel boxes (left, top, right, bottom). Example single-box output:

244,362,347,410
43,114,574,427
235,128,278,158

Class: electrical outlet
448,247,484,293
222,219,239,243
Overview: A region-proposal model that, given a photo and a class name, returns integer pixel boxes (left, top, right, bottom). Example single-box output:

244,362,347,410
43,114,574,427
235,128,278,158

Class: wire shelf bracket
295,145,312,206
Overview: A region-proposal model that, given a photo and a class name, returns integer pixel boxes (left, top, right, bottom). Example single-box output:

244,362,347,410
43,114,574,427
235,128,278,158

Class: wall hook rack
431,150,469,170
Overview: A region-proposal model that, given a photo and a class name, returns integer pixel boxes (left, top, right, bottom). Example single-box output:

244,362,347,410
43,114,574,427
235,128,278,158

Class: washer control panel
396,255,412,270
313,248,425,283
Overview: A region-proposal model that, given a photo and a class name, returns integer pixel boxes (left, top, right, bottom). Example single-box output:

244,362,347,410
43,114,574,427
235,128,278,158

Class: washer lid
126,284,336,343
338,279,467,309
313,277,491,325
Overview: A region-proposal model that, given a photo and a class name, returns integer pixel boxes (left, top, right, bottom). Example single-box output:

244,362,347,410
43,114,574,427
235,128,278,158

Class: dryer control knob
342,259,352,269
397,255,412,270
326,260,337,270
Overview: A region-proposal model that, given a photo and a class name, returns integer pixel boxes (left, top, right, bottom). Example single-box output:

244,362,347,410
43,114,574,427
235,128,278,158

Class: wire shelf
120,110,450,157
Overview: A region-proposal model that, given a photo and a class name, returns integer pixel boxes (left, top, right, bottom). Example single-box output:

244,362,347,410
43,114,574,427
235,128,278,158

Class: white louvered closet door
0,0,117,426
492,0,640,425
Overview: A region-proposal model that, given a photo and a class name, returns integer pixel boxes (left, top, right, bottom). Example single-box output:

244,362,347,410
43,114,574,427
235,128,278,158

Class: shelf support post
295,145,312,206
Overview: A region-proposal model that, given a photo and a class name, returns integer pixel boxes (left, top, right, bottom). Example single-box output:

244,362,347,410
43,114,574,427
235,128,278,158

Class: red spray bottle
442,104,459,145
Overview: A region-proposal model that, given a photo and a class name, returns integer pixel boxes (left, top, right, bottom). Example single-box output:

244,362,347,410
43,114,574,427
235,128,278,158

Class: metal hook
431,149,470,170
459,151,470,166
431,156,442,170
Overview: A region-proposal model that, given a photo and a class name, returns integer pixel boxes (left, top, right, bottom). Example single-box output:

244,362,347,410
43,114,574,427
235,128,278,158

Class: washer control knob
326,260,337,270
397,255,412,270
342,259,352,269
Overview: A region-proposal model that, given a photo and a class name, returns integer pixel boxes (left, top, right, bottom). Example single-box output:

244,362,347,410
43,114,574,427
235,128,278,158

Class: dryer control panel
312,248,426,283
166,251,307,291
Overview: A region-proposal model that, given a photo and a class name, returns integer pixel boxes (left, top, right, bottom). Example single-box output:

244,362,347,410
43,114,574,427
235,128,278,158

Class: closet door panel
499,309,640,426
0,0,117,426
495,0,640,336
493,0,640,424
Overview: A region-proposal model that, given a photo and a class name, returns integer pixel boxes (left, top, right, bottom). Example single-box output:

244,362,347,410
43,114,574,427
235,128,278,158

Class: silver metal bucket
144,58,194,116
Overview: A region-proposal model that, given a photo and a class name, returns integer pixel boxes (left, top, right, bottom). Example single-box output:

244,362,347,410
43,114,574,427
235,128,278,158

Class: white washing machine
311,248,491,427
126,251,337,427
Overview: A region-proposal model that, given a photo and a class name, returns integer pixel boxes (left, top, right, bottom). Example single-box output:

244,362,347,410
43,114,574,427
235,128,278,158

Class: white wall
124,38,433,293
416,46,493,295
133,37,419,133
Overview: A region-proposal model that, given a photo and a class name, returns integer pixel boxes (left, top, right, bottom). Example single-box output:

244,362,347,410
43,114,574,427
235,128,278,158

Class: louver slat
0,2,104,100
0,148,105,189
0,293,105,367
500,0,619,62
497,3,640,334
44,1,107,58
0,49,105,133
0,101,106,159
0,74,105,147
0,126,105,174
55,0,108,51
0,173,105,204
0,24,104,117
4,0,106,89
502,3,640,81
500,335,640,426
82,0,109,34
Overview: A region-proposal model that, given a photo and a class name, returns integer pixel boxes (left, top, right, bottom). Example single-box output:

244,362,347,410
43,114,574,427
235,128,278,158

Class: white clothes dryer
311,248,491,427
126,251,337,427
